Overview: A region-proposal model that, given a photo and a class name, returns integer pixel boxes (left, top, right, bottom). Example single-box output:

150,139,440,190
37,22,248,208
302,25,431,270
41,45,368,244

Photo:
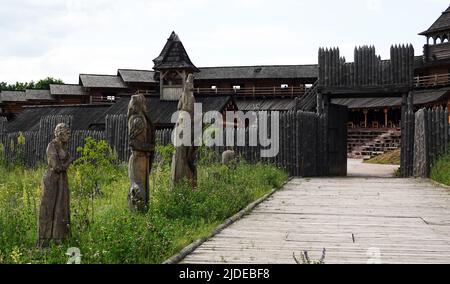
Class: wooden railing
415,73,450,88
91,95,117,103
193,86,308,97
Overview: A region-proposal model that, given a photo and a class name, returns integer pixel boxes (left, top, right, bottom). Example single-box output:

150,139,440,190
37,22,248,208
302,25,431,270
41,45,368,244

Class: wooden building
194,65,317,97
415,4,450,122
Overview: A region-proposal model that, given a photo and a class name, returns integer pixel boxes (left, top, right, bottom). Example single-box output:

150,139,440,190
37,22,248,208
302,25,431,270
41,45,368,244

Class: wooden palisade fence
318,45,415,88
105,110,339,177
1,115,104,167
0,117,6,147
1,110,347,177
413,107,450,178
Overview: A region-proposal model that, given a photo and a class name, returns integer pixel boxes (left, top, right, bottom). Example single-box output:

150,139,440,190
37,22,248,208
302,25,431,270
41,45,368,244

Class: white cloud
0,0,447,83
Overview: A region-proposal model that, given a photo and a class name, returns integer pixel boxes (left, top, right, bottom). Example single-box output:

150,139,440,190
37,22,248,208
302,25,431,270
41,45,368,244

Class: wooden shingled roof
236,98,297,111
153,31,200,72
420,6,450,35
79,74,128,89
100,94,234,128
0,91,27,102
113,65,318,82
196,65,318,81
25,89,54,101
50,84,87,96
117,69,157,83
332,88,450,109
7,104,112,132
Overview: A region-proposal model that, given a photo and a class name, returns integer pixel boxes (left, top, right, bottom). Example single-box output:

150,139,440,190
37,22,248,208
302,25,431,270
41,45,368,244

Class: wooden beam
384,108,389,128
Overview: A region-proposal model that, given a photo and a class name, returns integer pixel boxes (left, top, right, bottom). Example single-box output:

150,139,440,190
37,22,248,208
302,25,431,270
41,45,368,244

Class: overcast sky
0,0,449,84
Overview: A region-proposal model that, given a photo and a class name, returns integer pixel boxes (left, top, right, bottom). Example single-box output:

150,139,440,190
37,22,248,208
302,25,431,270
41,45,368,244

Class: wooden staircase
348,129,401,159
296,80,318,111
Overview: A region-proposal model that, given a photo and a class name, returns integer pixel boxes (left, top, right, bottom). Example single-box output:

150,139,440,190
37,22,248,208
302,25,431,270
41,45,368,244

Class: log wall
413,107,450,178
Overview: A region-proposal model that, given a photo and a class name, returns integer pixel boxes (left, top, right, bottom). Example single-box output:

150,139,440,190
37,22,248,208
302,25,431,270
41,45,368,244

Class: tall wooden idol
127,94,155,213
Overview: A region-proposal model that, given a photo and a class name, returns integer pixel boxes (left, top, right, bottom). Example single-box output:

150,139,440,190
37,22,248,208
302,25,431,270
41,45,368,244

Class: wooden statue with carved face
38,123,74,248
127,94,155,213
171,74,198,188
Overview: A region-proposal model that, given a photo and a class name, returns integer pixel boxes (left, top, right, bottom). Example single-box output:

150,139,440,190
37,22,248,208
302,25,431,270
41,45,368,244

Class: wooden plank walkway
182,176,450,264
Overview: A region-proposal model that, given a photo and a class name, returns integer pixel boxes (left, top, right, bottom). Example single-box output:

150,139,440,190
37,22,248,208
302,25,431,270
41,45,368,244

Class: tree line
0,77,64,91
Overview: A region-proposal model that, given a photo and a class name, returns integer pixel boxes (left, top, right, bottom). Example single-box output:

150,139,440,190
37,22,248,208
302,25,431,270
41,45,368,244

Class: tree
0,77,64,91
34,77,64,90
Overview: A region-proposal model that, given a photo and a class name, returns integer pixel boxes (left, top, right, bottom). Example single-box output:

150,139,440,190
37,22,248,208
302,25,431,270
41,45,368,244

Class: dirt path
347,159,399,177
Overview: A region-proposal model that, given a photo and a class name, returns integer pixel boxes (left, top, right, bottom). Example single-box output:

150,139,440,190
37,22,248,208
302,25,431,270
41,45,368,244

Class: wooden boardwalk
182,176,450,264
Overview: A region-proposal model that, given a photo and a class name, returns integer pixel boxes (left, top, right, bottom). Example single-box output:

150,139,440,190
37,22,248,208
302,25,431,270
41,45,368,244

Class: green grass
364,149,401,165
0,148,287,264
431,151,450,186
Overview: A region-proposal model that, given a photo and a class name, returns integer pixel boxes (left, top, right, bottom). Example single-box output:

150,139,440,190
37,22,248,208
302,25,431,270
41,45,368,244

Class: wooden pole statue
127,94,155,213
171,74,198,188
38,123,74,248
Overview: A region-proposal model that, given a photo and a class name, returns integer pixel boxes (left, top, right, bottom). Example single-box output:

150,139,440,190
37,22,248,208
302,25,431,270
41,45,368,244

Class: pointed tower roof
153,31,200,72
420,5,450,36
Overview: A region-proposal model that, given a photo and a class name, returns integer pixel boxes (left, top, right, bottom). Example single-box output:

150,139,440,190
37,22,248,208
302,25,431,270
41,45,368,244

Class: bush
431,151,450,186
72,137,124,231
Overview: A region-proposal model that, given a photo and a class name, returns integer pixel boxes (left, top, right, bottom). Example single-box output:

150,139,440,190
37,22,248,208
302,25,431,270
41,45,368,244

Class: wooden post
317,93,323,115
413,109,429,178
401,91,414,177
407,91,414,177
448,101,450,124
401,93,407,177
384,108,388,128
363,110,368,128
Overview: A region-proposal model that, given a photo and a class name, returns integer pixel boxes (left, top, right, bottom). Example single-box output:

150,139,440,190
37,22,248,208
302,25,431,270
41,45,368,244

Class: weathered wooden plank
182,173,450,264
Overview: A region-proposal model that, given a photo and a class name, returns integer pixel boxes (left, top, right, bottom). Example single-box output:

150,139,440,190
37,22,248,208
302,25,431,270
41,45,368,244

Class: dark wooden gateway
318,45,415,177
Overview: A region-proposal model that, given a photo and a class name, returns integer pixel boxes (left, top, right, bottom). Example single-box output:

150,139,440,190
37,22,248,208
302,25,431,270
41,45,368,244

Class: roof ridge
118,69,154,72
79,73,120,77
23,103,113,109
198,64,318,69
0,90,26,92
49,83,83,86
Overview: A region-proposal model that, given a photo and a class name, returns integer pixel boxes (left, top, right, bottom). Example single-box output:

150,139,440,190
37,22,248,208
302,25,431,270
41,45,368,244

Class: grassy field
431,151,450,186
364,149,401,165
0,142,287,264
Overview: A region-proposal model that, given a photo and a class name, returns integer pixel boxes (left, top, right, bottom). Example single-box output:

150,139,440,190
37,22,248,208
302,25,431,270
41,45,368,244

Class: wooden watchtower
153,31,200,101
420,5,450,62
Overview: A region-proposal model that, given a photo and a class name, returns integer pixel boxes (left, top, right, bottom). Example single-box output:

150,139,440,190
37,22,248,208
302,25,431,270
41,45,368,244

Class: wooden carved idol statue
127,94,155,213
38,123,74,248
171,74,198,188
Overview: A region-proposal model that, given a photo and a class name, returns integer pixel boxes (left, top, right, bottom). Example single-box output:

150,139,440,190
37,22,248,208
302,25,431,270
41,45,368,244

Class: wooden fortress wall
0,109,347,178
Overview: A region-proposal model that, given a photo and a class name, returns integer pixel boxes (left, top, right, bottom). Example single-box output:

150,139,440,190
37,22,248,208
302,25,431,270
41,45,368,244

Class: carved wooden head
54,123,70,143
185,73,194,91
127,94,147,117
